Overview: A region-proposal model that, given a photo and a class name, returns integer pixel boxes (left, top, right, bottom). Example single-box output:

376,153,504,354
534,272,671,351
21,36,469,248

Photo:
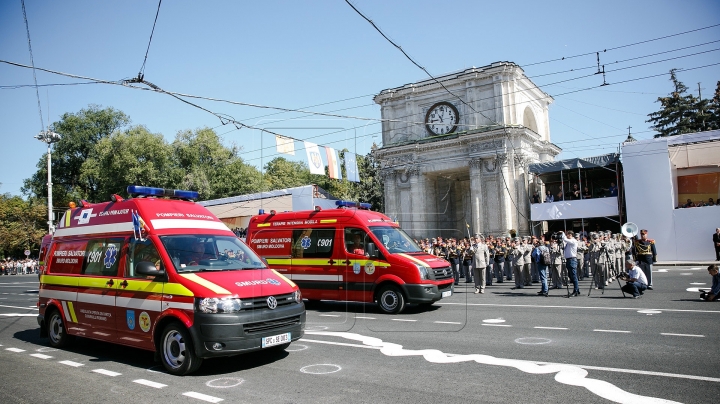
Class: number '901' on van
245,201,454,314
37,186,305,375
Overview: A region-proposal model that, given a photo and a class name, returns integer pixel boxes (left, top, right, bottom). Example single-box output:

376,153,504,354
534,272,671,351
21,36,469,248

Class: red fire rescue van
245,201,454,314
37,186,305,375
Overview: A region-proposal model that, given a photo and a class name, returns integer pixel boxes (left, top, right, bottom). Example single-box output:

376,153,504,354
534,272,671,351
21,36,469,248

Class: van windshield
160,235,265,273
369,226,422,253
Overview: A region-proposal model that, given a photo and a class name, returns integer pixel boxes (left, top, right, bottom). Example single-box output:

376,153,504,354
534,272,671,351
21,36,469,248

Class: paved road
0,266,718,403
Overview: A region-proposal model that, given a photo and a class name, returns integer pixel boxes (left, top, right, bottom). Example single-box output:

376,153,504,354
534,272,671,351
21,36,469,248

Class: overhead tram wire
137,0,163,81
521,23,720,68
20,0,44,131
0,81,100,89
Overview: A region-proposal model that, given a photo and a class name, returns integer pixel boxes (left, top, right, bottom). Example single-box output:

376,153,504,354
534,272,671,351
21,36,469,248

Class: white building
374,62,560,238
623,129,720,261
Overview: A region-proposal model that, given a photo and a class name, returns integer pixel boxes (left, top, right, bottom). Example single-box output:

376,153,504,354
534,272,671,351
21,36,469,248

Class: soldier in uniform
494,241,506,283
549,239,563,289
632,229,657,289
448,238,460,286
462,240,475,284
521,237,533,286
504,237,513,281
577,236,588,280
472,236,490,294
604,232,616,285
510,239,524,289
486,239,495,287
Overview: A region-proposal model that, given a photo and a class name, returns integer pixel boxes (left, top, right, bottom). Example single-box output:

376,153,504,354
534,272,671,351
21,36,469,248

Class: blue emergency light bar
335,200,372,210
127,185,199,200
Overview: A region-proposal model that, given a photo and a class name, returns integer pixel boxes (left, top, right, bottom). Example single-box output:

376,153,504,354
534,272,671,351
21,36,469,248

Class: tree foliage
0,194,47,259
647,70,720,137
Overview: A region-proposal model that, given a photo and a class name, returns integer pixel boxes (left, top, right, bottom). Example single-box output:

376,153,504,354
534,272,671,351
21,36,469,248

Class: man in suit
713,228,720,261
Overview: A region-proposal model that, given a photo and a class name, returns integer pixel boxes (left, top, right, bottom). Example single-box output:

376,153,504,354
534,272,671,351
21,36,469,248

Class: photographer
620,259,648,298
559,231,581,297
700,264,720,301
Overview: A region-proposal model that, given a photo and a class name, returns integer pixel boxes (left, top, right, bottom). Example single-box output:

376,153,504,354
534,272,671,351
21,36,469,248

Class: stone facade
373,62,561,238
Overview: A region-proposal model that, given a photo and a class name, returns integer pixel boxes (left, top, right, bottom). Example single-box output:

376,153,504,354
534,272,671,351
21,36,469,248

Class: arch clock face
425,102,459,135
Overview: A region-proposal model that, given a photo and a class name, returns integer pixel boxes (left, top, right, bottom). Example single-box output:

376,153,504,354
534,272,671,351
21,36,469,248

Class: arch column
469,158,484,235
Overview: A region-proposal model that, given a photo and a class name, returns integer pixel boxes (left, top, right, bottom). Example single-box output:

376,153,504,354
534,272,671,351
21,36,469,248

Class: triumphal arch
373,62,560,238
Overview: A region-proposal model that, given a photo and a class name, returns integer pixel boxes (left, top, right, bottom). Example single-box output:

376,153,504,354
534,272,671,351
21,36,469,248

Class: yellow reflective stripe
319,219,337,223
78,277,115,289
267,258,291,265
41,275,78,287
351,259,390,267
397,253,429,268
123,280,164,293
257,223,271,227
67,301,78,323
64,210,71,227
271,269,296,287
266,258,389,267
163,282,194,297
179,274,231,295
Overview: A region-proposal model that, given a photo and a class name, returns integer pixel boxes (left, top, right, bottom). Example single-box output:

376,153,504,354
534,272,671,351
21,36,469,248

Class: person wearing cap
577,236,588,280
504,237,513,281
510,239,524,289
485,238,495,288
448,238,460,286
494,241,506,284
632,229,657,289
620,259,648,298
531,239,550,297
471,236,490,294
549,238,563,289
462,240,474,284
521,237,533,287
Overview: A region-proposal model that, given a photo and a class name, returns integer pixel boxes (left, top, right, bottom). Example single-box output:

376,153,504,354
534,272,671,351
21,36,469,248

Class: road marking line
437,302,720,314
391,319,417,322
434,321,462,324
534,326,568,330
93,369,122,376
59,360,84,367
182,392,224,403
593,329,631,333
133,379,167,389
300,338,381,350
318,314,340,317
660,333,705,338
483,324,511,327
0,313,37,317
0,304,38,310
355,316,376,319
30,353,52,359
6,348,26,352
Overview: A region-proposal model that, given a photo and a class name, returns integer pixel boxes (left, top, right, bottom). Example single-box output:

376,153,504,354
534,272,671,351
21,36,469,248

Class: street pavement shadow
306,300,441,315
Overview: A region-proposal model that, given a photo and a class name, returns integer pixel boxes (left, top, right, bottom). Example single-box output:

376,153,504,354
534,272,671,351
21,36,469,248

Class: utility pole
34,130,61,233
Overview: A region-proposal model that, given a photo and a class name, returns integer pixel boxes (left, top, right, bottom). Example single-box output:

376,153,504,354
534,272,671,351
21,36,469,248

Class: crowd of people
414,228,657,298
232,227,247,238
1,259,38,275
678,198,716,208
532,182,618,203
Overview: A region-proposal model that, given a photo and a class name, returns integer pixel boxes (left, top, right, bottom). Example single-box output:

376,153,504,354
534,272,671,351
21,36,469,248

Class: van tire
47,309,74,348
377,284,405,314
160,322,203,376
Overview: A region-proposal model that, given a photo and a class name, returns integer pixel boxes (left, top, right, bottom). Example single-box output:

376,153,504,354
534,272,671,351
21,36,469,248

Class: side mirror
136,261,165,277
367,243,378,258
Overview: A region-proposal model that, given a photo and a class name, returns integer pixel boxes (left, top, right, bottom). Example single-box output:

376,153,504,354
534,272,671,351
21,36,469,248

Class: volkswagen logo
266,296,277,310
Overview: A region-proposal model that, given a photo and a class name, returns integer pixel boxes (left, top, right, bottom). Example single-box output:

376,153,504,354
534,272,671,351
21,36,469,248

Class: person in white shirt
559,231,581,296
620,259,648,298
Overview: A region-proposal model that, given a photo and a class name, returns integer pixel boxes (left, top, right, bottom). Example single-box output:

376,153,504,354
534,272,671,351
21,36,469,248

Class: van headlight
196,297,243,313
293,289,302,303
415,264,429,280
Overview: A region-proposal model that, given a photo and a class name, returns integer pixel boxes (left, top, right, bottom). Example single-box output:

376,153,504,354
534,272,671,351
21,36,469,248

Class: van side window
291,228,334,258
127,239,163,279
344,228,369,256
82,238,124,277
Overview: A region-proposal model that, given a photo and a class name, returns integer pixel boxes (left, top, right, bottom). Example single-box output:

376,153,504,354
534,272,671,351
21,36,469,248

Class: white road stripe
6,348,26,352
482,324,511,327
182,392,224,403
300,338,381,350
59,360,84,367
534,326,568,330
437,302,720,314
391,319,417,322
30,353,53,359
0,313,37,317
593,329,631,333
355,316,376,319
661,333,705,338
133,379,167,389
0,304,37,310
434,321,462,324
319,314,340,317
92,369,122,376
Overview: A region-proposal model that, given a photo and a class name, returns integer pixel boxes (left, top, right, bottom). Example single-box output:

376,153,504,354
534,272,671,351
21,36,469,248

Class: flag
275,135,295,155
344,152,360,182
304,141,325,175
325,147,340,179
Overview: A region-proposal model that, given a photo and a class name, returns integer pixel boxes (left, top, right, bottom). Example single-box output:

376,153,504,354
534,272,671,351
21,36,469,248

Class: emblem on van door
267,296,277,309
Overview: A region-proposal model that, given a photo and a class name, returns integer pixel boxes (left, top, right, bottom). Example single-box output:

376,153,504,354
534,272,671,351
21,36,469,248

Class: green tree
707,81,720,130
647,69,707,137
355,152,384,211
22,105,130,204
80,125,177,198
262,157,312,191
0,194,47,258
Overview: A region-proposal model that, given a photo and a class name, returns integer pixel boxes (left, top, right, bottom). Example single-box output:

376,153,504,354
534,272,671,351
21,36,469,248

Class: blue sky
1,0,718,198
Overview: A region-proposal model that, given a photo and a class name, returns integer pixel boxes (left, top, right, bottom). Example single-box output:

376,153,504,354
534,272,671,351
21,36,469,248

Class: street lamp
34,130,61,233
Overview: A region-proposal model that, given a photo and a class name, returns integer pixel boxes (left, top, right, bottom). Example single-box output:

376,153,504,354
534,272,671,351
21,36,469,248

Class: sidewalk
655,261,718,267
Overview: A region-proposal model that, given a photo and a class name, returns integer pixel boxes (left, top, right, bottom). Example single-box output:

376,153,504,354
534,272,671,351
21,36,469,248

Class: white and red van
245,201,454,314
37,186,305,375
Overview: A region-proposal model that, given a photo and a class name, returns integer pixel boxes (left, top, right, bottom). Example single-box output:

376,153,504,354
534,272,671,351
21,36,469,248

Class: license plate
442,290,452,298
262,332,291,348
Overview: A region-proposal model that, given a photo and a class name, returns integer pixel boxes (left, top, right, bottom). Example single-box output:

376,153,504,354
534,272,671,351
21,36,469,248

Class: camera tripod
587,248,625,297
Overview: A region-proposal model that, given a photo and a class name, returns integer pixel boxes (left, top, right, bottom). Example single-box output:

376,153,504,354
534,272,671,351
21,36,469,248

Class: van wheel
160,322,203,376
377,285,405,314
47,309,74,348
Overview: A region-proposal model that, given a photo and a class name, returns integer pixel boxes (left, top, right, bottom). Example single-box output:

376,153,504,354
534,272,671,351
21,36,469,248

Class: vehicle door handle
120,280,128,288
106,279,114,287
